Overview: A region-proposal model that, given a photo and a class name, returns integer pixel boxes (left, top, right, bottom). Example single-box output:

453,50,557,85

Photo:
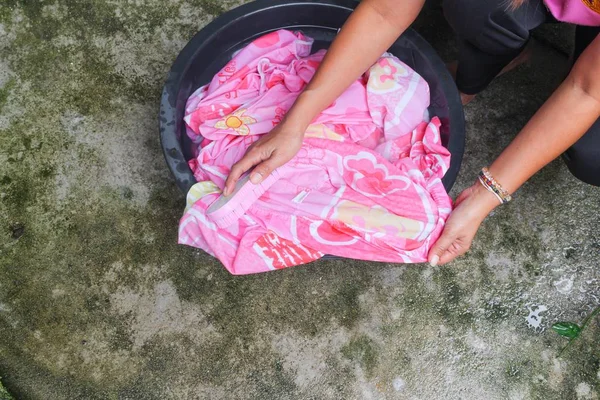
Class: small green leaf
552,322,582,339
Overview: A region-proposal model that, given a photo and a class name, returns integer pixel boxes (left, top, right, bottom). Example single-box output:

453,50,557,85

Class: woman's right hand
222,0,425,196
428,183,498,266
223,122,304,195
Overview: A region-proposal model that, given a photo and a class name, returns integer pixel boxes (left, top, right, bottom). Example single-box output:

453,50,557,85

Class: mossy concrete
1,1,599,399
0,377,14,400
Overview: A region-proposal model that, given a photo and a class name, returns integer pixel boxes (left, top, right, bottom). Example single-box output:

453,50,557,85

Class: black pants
443,0,600,186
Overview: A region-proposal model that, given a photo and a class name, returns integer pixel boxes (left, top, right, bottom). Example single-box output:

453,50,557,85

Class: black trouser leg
443,0,548,94
562,27,600,186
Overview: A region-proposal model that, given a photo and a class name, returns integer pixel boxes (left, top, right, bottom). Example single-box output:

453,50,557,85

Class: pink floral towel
179,30,452,275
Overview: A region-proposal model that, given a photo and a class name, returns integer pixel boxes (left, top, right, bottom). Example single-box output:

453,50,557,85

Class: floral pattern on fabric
179,30,452,275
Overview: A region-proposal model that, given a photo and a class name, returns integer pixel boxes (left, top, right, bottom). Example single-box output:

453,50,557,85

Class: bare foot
446,41,534,106
460,92,476,105
446,62,475,105
499,41,533,75
447,61,458,80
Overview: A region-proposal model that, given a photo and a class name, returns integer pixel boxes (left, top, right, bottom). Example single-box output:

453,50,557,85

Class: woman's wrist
469,181,503,216
283,89,325,131
278,114,309,137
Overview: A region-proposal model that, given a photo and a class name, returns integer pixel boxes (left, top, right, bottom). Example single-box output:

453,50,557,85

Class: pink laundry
179,30,452,275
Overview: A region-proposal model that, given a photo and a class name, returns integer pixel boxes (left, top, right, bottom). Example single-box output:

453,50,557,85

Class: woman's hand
222,0,425,196
428,35,600,267
223,122,304,195
428,183,499,266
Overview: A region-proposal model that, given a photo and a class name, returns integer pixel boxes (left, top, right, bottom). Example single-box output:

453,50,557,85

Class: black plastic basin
159,0,465,195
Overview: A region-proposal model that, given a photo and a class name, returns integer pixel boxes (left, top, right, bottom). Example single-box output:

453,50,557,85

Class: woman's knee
563,135,600,187
442,0,480,40
443,0,532,54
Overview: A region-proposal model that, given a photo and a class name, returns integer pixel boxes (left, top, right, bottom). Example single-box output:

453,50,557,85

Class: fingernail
429,255,439,267
223,187,230,196
250,172,262,184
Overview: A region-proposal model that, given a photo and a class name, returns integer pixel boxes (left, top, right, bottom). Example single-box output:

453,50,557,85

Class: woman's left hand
428,183,499,266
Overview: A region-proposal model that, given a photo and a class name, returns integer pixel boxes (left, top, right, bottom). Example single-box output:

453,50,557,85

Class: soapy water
526,305,548,330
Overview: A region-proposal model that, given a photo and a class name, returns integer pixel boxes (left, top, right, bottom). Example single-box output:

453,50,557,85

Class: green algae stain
0,377,14,400
4,0,124,38
0,0,374,397
497,219,542,260
192,0,226,16
341,335,378,377
0,183,193,391
163,260,374,390
170,256,373,339
432,267,474,326
1,171,33,223
0,0,258,398
523,261,541,277
0,5,12,25
62,0,125,37
0,79,16,114
2,1,179,116
504,359,531,383
329,281,366,329
8,39,139,115
482,297,510,322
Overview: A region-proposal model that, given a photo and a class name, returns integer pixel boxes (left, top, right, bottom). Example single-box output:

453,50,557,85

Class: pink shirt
544,0,600,26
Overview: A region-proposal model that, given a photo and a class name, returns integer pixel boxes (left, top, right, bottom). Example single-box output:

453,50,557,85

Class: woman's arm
488,35,600,195
280,0,425,131
223,0,425,195
429,35,600,266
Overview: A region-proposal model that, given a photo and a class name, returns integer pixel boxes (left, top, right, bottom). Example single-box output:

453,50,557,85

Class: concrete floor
1,1,599,399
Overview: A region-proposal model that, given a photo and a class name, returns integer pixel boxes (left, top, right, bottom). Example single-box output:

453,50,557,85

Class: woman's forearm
489,78,600,194
223,0,423,192
283,0,425,130
487,36,600,203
